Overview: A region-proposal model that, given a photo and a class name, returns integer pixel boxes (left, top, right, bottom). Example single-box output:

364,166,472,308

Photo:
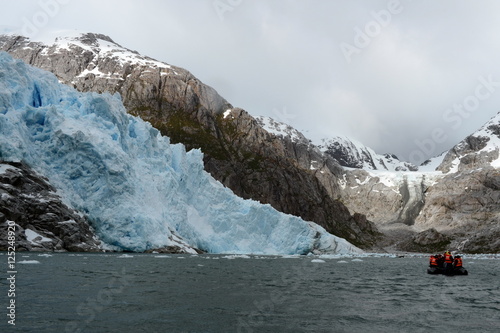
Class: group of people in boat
428,251,468,275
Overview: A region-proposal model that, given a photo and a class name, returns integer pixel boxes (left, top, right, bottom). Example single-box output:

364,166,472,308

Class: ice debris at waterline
0,53,361,255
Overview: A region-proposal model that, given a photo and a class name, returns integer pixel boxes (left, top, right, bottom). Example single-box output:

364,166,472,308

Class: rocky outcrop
415,168,500,253
0,162,101,252
0,33,380,248
390,228,451,253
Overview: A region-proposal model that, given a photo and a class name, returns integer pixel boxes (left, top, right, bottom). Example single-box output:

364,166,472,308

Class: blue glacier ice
0,52,361,254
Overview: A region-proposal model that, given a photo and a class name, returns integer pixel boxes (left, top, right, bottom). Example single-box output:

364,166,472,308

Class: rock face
0,162,101,252
437,125,500,174
386,228,452,254
415,115,500,253
0,32,380,248
338,112,500,253
338,170,432,227
415,168,500,253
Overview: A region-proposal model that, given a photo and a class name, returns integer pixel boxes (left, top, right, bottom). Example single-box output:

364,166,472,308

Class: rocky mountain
0,162,101,252
255,117,419,172
255,110,499,253
0,31,379,249
436,112,500,173
338,112,500,253
318,136,418,172
255,116,311,145
415,112,500,253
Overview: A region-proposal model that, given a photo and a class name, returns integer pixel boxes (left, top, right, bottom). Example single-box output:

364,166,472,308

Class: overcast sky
2,0,500,164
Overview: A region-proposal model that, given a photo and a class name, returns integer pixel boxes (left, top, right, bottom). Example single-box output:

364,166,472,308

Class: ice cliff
0,52,361,255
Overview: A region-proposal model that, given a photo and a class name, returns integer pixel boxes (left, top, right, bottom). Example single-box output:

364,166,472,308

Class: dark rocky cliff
0,162,101,252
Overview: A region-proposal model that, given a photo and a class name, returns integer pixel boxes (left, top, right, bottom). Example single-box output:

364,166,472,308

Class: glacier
0,52,361,255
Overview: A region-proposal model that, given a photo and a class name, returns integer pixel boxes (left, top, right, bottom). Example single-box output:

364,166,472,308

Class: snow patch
256,116,309,144
338,174,347,190
25,229,53,245
57,220,78,225
0,163,17,174
419,151,447,172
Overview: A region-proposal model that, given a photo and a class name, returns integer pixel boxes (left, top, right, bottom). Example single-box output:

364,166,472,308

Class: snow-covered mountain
256,113,499,253
0,29,176,83
337,111,500,253
255,116,417,172
255,116,311,145
318,136,418,172
0,52,361,255
436,111,500,173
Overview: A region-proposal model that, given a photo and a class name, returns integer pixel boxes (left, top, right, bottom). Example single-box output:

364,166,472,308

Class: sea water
0,253,498,332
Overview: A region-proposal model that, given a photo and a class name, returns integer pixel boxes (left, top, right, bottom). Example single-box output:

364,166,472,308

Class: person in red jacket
453,255,463,268
443,251,454,272
429,255,438,267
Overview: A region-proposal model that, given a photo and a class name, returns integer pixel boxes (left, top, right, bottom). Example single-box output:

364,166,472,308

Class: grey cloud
2,0,500,164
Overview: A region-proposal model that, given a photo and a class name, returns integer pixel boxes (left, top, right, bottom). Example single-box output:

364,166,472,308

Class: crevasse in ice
0,52,361,254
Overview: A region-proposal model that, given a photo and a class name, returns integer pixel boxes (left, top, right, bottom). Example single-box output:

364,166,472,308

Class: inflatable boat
427,266,468,275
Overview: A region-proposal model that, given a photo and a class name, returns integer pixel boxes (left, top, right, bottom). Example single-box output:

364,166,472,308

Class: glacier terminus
0,52,361,255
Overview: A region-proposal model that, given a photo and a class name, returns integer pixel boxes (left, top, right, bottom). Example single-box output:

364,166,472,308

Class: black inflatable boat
427,266,468,275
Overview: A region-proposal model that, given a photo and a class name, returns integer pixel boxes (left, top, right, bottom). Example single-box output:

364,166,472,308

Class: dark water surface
1,253,499,332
